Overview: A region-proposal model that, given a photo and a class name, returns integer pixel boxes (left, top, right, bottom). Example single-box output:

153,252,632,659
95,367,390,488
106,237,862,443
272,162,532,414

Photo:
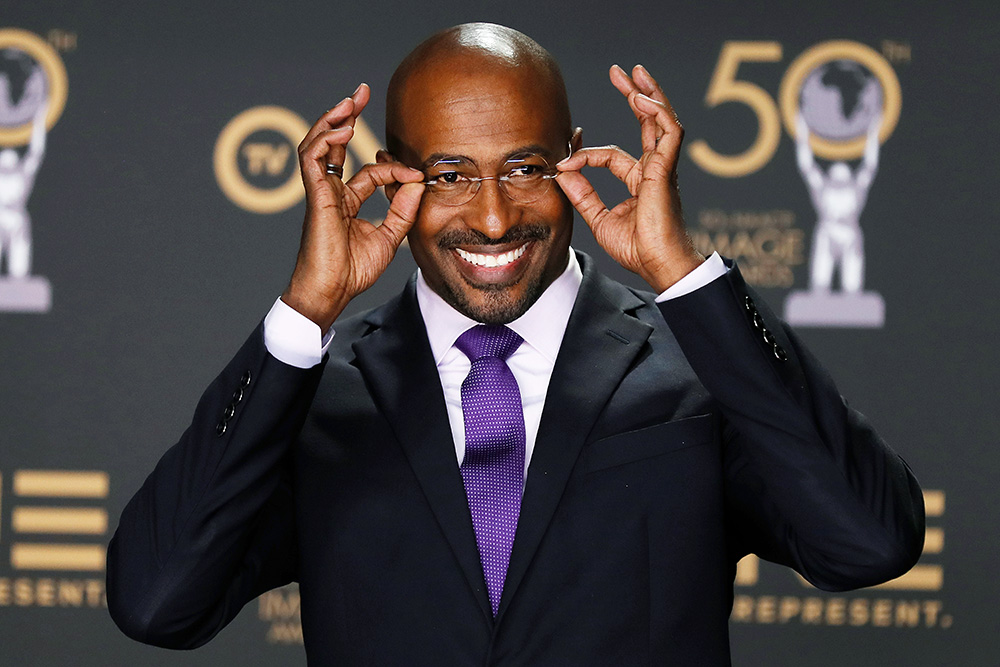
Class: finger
632,65,682,131
556,145,640,194
343,161,424,216
610,65,659,153
378,182,425,247
350,83,370,119
300,126,354,185
609,63,639,99
631,65,667,105
633,93,684,162
297,83,371,152
333,82,370,134
299,96,356,151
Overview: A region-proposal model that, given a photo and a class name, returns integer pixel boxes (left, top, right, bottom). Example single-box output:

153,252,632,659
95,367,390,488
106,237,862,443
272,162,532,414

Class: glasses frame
420,142,573,207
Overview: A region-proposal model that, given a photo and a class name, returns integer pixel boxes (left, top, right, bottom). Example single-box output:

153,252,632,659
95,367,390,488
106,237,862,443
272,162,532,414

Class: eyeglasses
421,149,566,207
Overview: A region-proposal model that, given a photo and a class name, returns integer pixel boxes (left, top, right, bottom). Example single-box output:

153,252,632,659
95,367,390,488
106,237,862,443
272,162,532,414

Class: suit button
744,295,755,312
240,370,252,387
773,344,788,362
232,388,244,405
216,421,228,436
762,329,775,346
224,404,236,420
752,310,764,331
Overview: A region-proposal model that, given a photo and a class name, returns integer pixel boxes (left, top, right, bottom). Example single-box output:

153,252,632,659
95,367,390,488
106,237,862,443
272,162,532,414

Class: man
108,23,924,665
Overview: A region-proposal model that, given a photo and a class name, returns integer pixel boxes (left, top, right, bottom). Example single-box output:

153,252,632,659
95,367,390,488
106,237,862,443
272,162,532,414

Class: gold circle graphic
213,106,310,214
0,28,69,146
779,40,901,161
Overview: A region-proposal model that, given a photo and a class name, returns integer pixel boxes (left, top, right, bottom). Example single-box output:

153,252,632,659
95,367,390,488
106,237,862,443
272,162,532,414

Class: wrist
281,281,349,333
643,248,705,293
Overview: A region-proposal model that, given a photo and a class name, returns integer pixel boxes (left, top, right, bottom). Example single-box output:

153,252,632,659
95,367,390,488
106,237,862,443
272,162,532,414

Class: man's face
392,62,574,324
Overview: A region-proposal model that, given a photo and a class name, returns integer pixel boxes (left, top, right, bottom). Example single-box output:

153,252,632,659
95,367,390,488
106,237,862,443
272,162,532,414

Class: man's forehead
397,65,563,159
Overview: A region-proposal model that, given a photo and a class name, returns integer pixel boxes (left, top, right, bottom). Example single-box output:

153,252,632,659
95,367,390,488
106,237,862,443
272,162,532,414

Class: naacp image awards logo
0,29,67,313
782,42,899,328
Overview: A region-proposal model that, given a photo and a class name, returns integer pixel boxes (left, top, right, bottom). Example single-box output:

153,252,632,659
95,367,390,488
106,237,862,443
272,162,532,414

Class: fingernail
353,83,365,96
556,156,570,165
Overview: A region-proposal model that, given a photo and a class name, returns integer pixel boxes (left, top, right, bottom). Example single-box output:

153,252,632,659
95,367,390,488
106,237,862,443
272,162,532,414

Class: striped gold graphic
12,507,108,535
923,527,945,555
924,490,945,517
10,544,106,571
873,564,943,591
13,471,109,498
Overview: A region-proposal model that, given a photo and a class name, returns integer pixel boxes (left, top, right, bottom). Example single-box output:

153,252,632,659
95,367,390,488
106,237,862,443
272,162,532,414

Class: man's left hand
555,64,703,292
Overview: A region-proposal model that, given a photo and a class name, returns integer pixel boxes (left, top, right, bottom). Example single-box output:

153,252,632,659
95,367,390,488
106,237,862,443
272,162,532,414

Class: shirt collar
416,248,583,365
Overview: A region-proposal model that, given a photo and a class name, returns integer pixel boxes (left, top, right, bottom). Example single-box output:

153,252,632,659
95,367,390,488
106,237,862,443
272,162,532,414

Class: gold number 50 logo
688,40,902,178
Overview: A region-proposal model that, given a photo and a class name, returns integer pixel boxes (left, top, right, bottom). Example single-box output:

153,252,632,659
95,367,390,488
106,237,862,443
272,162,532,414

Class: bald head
385,23,571,159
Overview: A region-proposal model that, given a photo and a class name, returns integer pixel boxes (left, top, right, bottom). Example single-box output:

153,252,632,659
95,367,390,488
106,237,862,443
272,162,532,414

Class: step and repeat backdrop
2,1,997,664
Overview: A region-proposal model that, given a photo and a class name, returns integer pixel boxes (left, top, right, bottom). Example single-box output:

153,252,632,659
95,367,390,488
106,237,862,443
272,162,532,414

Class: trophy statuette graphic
0,29,67,313
783,58,889,328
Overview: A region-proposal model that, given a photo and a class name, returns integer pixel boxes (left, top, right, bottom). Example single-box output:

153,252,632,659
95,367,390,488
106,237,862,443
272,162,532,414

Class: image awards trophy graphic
784,58,887,328
0,31,67,313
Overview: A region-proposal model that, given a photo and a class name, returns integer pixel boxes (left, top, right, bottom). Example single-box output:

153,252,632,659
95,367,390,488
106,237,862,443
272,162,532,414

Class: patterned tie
455,324,526,617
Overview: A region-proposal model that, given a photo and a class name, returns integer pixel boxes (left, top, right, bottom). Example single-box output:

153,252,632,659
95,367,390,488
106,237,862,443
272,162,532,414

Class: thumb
555,171,611,229
379,182,425,246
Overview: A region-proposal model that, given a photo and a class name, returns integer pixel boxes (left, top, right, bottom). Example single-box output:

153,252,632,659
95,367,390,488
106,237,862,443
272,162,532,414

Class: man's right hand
282,83,425,332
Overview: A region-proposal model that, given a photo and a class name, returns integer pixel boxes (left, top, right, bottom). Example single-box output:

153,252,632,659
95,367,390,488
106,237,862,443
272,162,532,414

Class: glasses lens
500,155,554,203
422,154,558,206
425,158,477,206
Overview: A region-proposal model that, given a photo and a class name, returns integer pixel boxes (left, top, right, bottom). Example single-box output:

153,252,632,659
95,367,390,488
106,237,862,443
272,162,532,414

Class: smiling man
108,23,924,665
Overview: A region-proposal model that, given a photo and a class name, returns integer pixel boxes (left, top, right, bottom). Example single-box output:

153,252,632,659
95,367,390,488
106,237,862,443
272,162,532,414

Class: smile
455,243,528,268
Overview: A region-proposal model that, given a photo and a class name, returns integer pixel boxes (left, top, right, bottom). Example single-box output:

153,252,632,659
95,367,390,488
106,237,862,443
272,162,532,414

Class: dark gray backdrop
2,1,997,664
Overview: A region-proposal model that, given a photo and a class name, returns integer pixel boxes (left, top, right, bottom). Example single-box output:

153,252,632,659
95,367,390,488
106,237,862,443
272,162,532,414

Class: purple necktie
455,324,525,617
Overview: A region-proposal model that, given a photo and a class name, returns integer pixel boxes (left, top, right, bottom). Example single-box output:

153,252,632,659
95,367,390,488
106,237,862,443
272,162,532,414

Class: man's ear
570,126,583,153
376,149,399,202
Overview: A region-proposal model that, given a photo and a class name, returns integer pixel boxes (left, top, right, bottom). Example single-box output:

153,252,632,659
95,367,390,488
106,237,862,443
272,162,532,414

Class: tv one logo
688,40,904,328
0,470,111,609
214,106,384,215
732,489,949,629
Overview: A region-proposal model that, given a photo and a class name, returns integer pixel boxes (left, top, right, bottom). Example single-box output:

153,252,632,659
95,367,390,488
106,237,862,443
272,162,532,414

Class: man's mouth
455,243,528,268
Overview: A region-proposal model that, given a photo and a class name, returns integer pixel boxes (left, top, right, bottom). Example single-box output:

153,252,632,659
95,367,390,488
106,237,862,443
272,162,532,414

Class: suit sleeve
656,260,925,591
106,322,326,647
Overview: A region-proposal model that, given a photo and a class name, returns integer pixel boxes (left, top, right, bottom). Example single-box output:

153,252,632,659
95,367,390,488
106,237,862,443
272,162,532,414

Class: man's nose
463,178,520,240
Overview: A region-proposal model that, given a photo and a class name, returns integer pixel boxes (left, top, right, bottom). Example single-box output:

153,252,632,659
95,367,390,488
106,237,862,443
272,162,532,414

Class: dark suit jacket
107,253,924,665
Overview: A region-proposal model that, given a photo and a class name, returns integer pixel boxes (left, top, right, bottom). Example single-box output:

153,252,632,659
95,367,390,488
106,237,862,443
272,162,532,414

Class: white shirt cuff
654,252,727,302
263,297,334,369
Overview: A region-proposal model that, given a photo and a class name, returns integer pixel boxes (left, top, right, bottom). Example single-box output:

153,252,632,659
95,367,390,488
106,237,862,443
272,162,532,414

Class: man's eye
431,171,464,185
508,164,543,179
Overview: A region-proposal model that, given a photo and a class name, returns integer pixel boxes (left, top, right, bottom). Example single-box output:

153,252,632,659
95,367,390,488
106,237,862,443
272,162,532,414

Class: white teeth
456,243,527,267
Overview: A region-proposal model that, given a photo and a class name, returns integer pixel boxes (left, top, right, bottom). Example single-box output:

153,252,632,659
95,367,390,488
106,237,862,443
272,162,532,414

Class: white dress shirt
263,250,726,473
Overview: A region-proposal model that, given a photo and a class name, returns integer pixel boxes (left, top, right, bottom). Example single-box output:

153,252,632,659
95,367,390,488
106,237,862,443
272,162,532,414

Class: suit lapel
497,253,654,621
351,281,493,623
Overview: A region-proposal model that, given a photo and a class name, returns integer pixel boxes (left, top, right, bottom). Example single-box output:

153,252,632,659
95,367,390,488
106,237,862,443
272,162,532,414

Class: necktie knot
455,325,523,362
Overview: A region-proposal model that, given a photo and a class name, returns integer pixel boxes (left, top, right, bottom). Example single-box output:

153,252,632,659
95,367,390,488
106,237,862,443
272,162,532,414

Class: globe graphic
0,47,48,129
799,59,883,142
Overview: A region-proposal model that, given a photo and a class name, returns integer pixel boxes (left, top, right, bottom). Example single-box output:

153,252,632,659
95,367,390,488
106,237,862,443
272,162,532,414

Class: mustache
437,224,551,249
